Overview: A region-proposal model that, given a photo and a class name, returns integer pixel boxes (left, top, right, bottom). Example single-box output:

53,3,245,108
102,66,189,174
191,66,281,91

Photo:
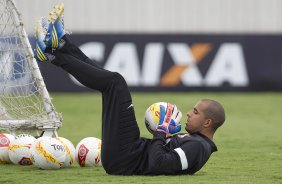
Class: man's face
185,101,208,134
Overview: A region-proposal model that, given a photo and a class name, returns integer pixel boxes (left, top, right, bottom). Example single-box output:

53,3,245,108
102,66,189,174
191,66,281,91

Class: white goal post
0,0,62,134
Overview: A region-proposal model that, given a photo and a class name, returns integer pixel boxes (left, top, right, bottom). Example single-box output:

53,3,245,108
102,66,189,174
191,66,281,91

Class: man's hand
157,103,182,135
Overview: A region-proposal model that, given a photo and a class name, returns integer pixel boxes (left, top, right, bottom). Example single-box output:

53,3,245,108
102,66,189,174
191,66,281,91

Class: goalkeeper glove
157,103,182,135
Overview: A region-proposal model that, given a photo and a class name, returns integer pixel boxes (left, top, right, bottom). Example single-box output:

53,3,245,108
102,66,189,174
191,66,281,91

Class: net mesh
0,0,62,131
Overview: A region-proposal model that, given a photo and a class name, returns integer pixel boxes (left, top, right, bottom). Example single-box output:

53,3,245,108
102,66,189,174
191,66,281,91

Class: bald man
34,5,226,175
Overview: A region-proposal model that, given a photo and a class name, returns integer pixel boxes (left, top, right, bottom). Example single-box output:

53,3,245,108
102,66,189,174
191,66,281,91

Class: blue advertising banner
37,34,282,91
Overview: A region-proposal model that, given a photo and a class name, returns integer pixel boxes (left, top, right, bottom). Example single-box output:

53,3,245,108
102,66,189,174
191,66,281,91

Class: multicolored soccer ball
0,133,15,164
31,137,66,170
75,137,102,167
54,137,75,167
144,102,177,134
8,134,35,165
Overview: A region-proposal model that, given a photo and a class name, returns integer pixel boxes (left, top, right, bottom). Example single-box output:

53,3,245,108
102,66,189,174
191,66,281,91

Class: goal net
0,0,62,133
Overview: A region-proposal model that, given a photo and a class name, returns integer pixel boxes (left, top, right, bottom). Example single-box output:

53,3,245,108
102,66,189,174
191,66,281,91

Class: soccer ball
0,133,15,164
54,137,75,167
144,102,169,134
31,137,66,170
144,102,183,134
75,137,102,167
8,134,35,165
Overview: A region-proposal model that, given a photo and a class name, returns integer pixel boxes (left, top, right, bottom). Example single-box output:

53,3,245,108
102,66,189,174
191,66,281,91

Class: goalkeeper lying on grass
34,3,226,175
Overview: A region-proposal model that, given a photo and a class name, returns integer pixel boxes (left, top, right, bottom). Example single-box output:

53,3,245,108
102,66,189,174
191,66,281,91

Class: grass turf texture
1,92,282,184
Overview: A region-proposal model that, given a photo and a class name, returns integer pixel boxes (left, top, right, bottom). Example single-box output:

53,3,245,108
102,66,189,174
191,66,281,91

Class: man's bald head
200,99,225,132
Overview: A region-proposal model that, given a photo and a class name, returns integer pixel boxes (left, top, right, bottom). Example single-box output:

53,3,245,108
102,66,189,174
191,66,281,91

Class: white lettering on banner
69,42,105,87
105,43,140,85
205,43,249,86
167,43,195,65
182,66,204,86
69,74,85,87
167,43,203,86
79,42,105,62
141,43,164,86
69,42,249,88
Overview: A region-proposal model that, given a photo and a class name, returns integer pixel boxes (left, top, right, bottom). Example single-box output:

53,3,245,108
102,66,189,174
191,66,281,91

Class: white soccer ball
75,137,102,167
31,137,66,170
144,102,169,134
8,134,35,165
0,133,15,164
54,137,75,167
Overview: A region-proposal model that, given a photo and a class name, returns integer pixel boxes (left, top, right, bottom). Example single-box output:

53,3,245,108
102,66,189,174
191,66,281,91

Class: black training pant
51,36,150,175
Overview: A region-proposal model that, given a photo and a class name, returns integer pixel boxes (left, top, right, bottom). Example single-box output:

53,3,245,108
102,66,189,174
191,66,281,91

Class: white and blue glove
157,103,182,135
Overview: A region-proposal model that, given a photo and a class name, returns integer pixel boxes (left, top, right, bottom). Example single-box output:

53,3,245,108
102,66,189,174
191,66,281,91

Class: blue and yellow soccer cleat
44,3,65,49
34,18,48,62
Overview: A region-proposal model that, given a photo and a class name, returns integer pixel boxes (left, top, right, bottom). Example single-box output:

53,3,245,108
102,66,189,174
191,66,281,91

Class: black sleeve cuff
153,131,167,139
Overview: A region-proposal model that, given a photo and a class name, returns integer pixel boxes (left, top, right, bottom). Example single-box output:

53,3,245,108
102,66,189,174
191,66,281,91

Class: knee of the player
113,72,126,84
112,72,128,90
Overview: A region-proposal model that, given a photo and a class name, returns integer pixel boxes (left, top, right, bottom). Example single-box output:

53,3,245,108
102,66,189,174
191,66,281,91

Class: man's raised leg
35,3,150,174
51,51,149,174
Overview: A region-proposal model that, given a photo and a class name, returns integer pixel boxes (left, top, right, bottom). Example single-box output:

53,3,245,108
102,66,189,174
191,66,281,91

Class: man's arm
148,132,202,175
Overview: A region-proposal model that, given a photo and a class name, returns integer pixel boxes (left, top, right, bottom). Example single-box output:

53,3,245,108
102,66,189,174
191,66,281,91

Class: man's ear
204,119,212,128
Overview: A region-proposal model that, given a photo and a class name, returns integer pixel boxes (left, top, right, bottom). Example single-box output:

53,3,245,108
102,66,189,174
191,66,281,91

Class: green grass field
1,92,282,184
